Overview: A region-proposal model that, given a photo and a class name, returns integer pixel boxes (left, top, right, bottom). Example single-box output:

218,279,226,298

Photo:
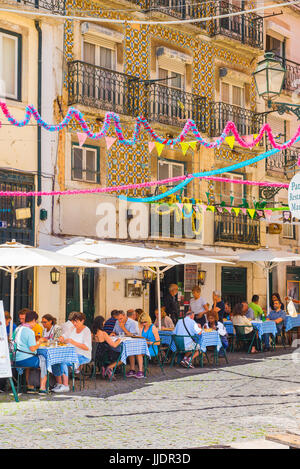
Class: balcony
209,102,264,141
147,0,207,29
214,212,260,246
68,61,140,116
147,83,207,131
266,146,299,179
16,0,65,13
211,1,264,49
274,56,300,93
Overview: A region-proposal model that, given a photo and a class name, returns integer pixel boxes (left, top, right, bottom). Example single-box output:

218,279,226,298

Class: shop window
0,28,22,101
72,144,100,183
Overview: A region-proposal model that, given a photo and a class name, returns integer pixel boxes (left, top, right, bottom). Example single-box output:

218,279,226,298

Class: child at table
204,310,228,353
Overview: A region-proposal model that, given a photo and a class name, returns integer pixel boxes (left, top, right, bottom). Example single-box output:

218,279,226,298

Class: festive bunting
225,136,235,149
155,142,165,156
77,132,87,147
247,209,256,219
148,142,156,153
232,208,241,217
2,102,300,151
189,141,197,151
180,142,190,156
264,210,273,221
105,137,116,150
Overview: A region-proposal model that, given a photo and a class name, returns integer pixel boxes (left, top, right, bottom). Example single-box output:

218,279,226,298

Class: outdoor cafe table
285,315,300,332
224,320,277,340
111,337,150,364
37,345,79,372
158,330,222,353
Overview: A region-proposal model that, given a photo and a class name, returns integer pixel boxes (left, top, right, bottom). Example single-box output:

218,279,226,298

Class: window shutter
221,83,230,103
157,56,186,76
83,33,116,50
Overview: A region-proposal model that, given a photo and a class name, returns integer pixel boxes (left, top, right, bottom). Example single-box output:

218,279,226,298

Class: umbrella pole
78,268,84,313
156,267,161,330
266,266,270,315
9,267,15,339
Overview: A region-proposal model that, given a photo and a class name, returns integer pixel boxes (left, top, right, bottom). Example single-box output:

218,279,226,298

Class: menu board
184,264,198,292
0,301,12,378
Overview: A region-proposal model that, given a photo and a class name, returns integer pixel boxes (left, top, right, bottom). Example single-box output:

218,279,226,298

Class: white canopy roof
238,249,300,265
0,241,112,269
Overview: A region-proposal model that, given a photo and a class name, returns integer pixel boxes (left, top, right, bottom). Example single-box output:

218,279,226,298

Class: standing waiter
164,284,180,325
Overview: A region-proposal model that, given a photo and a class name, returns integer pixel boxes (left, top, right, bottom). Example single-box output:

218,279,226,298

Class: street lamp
253,52,286,107
253,52,300,119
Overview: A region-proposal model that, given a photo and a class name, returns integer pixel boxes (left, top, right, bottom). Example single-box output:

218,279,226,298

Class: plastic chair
234,325,259,354
169,335,203,368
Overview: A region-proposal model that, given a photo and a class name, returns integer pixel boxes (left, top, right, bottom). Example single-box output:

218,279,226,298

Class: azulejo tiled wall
63,0,259,193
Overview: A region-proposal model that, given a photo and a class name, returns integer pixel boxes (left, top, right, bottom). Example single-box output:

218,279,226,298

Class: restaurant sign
0,301,12,378
288,172,300,219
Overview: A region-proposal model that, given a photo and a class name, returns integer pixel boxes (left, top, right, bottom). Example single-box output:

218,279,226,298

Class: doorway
221,266,247,308
66,268,95,328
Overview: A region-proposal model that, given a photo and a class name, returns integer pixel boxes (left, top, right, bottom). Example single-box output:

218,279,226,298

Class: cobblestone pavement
1,349,300,449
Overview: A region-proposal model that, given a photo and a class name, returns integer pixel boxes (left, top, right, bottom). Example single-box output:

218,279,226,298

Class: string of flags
76,132,261,154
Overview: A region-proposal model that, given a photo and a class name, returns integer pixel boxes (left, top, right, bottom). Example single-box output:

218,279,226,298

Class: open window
0,28,22,101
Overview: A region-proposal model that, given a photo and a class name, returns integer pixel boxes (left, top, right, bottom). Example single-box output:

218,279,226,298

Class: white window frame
221,81,245,108
72,145,98,183
82,39,117,70
283,223,295,239
0,31,19,100
221,172,244,205
158,159,185,184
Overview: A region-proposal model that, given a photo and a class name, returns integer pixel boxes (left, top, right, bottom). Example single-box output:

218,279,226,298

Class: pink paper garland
0,102,300,150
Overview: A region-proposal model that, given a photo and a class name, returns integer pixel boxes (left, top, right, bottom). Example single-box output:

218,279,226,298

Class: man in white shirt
173,310,202,368
189,286,209,328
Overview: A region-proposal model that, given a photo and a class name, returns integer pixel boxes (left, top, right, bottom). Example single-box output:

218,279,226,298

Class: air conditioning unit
268,223,282,234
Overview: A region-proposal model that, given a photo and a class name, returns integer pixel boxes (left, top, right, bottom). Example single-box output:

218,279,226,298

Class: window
283,223,295,239
83,41,116,69
158,159,185,186
220,172,244,206
221,82,245,107
72,145,99,183
158,68,184,90
0,29,22,101
266,35,285,58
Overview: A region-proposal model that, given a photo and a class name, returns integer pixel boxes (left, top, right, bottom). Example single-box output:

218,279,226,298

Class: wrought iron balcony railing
273,55,300,93
209,102,264,141
147,0,207,28
147,83,207,131
68,61,140,116
266,145,299,179
16,0,66,13
211,1,263,49
214,212,260,245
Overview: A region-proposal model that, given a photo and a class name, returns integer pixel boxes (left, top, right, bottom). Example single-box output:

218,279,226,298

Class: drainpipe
35,20,42,207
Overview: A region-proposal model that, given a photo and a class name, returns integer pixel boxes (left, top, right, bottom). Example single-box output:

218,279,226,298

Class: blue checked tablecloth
251,321,277,340
224,320,277,340
118,338,150,364
158,330,222,353
37,346,79,372
285,315,300,332
224,321,234,335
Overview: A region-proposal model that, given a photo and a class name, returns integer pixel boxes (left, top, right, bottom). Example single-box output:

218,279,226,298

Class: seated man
263,299,287,351
248,295,264,320
112,310,142,378
103,310,119,334
173,310,202,369
241,300,255,321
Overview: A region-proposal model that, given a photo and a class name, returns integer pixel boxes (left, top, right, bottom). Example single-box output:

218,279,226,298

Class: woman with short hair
41,314,62,341
52,312,92,393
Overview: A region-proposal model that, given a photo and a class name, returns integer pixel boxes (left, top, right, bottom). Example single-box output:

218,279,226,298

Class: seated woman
154,307,174,330
92,316,123,380
204,310,228,352
41,314,62,341
138,312,160,361
14,310,47,394
52,312,91,393
231,303,257,354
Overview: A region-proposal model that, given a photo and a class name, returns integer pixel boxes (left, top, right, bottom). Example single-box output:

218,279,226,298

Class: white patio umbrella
238,249,300,314
0,241,114,337
106,254,231,329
